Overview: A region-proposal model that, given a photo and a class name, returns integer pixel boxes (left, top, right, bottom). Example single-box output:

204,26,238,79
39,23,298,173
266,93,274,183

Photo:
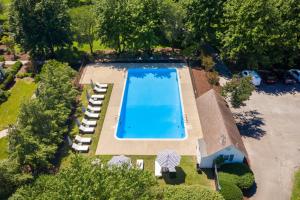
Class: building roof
196,89,248,157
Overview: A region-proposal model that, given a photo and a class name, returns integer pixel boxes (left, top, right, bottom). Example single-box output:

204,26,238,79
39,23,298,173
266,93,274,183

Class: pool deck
80,63,203,155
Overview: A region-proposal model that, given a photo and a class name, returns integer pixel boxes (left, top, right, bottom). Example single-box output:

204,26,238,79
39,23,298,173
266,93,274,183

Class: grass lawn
73,40,109,53
97,155,213,188
292,168,300,200
0,79,36,130
0,137,8,160
60,84,113,168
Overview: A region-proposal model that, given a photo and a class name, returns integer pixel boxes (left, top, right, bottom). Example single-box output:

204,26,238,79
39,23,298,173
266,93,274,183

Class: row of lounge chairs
72,82,108,152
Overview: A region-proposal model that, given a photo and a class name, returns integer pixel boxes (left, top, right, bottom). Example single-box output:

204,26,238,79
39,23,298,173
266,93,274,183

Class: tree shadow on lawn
162,167,186,185
256,83,300,96
234,110,266,140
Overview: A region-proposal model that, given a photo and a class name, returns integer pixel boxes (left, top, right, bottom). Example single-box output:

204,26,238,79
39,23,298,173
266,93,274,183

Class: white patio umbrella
156,149,181,171
108,155,132,168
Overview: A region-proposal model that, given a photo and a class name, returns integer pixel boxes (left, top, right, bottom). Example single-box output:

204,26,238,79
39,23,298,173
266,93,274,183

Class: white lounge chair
82,118,97,126
155,161,162,177
91,94,105,100
94,86,107,93
75,135,92,144
87,105,101,112
72,143,89,152
136,159,144,170
95,83,108,88
89,98,103,105
85,111,99,118
79,125,95,133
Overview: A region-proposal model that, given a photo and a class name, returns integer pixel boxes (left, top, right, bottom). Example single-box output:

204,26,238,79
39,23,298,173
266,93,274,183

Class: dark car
258,70,278,84
283,71,297,84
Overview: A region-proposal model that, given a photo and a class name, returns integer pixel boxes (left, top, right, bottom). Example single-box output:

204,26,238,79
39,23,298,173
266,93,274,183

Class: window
229,154,234,161
223,155,229,161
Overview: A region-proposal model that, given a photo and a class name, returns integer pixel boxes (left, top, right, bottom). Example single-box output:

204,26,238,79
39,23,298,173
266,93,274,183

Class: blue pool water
116,68,186,139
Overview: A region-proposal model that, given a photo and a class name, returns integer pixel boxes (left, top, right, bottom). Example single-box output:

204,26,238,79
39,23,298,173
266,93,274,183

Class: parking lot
232,83,300,200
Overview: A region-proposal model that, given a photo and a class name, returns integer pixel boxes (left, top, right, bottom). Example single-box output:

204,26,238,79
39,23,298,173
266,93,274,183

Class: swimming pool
116,68,186,139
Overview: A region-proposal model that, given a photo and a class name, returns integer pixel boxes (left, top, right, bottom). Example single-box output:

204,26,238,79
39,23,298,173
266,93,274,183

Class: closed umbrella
156,149,181,171
108,155,132,168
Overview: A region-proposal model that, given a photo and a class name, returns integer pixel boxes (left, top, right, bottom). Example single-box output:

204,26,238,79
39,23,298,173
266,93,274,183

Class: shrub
156,185,225,200
0,89,10,103
201,53,215,72
16,72,33,79
0,73,14,90
219,180,243,200
218,163,255,190
10,61,22,75
207,71,220,85
0,55,5,62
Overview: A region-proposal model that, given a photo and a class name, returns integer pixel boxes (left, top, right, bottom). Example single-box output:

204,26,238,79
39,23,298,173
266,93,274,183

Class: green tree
95,0,134,53
219,0,281,68
9,60,77,172
95,0,162,53
1,35,16,59
161,0,185,51
9,0,71,59
11,156,157,199
186,0,225,47
222,75,255,108
0,159,33,199
70,5,97,54
9,100,59,172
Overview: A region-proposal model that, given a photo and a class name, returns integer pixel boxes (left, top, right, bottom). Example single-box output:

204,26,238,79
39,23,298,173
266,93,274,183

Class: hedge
0,73,14,90
0,89,10,104
219,180,243,200
218,163,254,190
0,61,22,90
155,185,225,200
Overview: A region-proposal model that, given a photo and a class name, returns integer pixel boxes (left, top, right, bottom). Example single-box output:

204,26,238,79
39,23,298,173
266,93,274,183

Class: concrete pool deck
80,63,203,155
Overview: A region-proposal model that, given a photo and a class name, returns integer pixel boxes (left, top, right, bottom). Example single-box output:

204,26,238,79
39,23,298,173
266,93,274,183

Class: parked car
241,70,262,86
258,70,278,84
288,69,300,82
283,71,297,84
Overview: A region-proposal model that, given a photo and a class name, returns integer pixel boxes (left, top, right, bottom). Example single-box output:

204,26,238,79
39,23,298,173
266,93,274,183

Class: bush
201,53,215,72
218,163,255,190
0,73,14,90
219,180,243,200
0,89,10,103
16,72,33,79
0,55,5,62
10,61,22,75
206,71,220,85
156,185,225,200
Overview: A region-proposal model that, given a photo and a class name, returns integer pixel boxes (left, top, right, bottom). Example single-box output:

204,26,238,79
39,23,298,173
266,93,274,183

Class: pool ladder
184,114,188,123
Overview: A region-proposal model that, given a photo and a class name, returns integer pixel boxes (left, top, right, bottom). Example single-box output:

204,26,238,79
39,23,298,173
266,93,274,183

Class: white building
195,89,248,168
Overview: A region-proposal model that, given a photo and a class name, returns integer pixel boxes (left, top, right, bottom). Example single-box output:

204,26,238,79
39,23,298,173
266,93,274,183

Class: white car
241,70,262,86
288,69,300,82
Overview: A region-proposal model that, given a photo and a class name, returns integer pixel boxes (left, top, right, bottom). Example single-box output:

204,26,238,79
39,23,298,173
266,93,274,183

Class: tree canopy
8,60,77,173
10,156,157,200
9,0,71,58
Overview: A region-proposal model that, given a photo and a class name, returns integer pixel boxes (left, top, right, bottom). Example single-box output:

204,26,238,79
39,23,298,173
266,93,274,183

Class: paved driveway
232,84,300,200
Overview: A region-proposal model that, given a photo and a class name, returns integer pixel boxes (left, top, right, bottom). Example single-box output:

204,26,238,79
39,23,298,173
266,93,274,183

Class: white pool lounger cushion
75,135,92,144
79,125,95,133
82,118,97,126
72,143,89,152
85,111,99,118
155,161,162,177
94,86,107,93
87,105,101,112
95,83,108,88
91,94,105,100
89,98,103,105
